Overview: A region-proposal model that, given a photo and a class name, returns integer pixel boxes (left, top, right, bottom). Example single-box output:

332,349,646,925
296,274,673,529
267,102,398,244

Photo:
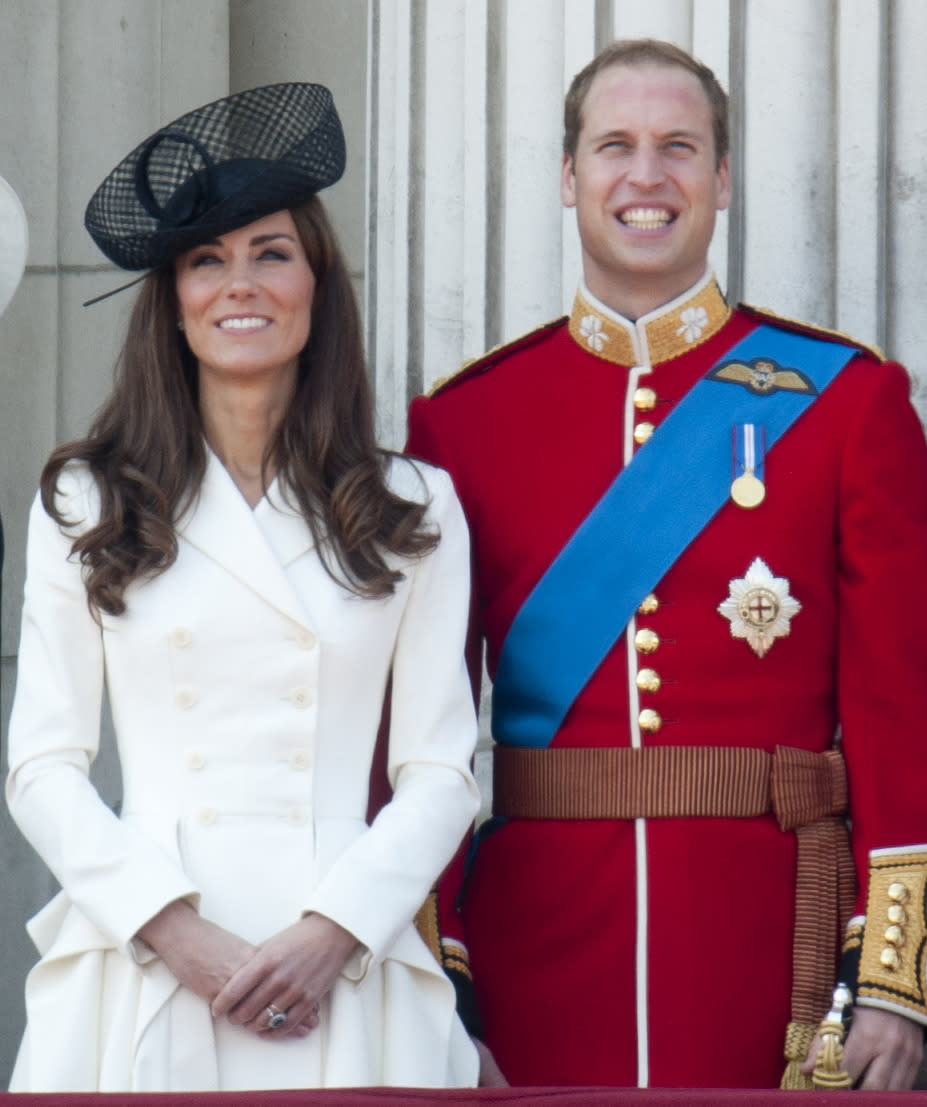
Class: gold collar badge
718,557,801,658
709,357,817,397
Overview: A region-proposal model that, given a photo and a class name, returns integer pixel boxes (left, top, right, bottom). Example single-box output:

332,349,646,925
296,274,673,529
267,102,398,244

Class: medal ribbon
492,323,858,748
736,423,766,482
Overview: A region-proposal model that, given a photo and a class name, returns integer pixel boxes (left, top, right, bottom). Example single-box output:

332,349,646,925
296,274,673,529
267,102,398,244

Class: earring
177,317,185,331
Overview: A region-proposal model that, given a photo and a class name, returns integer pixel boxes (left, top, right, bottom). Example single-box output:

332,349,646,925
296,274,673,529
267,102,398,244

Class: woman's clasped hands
138,900,359,1040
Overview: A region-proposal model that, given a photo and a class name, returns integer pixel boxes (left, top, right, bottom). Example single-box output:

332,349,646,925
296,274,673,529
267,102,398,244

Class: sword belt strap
493,744,857,1026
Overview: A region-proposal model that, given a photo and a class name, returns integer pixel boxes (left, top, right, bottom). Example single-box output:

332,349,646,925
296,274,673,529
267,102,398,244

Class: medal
731,423,766,509
731,471,765,508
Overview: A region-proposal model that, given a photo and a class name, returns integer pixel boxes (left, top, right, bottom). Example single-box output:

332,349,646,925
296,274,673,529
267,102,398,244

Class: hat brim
84,83,345,271
0,175,28,316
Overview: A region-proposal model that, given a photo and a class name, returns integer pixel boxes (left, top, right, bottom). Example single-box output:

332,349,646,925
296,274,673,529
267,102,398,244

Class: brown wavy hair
41,195,438,616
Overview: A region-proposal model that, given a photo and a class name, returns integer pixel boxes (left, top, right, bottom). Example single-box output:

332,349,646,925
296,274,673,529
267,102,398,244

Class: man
407,40,927,1090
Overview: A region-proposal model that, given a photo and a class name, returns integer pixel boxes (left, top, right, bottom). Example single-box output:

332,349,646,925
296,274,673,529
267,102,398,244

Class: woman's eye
190,252,220,268
259,248,289,261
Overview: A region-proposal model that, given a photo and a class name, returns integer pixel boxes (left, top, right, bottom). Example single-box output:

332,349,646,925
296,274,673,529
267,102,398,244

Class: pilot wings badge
708,357,817,396
718,557,801,658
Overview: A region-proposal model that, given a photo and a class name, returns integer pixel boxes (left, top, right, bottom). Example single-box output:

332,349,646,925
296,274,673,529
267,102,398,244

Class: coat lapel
177,451,317,629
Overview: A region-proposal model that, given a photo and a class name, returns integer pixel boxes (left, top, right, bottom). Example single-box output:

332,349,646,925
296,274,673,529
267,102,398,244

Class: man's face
561,62,730,317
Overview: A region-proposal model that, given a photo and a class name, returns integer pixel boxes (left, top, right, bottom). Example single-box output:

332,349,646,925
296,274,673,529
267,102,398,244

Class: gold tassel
780,1020,816,1089
811,1017,853,1089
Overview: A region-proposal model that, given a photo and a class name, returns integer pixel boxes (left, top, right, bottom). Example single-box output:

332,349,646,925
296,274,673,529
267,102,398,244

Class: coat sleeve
834,359,927,1024
407,394,486,1033
303,464,481,975
5,475,200,957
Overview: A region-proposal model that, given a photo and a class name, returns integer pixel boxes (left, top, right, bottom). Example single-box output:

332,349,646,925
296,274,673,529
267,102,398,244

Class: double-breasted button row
182,747,312,771
170,625,318,708
175,683,315,709
171,625,318,651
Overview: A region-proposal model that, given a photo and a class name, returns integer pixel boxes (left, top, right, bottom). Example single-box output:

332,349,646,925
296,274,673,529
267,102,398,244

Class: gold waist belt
493,743,857,1031
492,743,847,828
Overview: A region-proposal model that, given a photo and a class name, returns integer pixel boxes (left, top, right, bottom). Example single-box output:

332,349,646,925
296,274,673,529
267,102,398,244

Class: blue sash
491,324,857,748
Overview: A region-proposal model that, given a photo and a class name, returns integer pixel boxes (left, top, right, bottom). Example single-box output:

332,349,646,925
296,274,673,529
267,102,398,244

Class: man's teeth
621,208,672,230
219,317,268,330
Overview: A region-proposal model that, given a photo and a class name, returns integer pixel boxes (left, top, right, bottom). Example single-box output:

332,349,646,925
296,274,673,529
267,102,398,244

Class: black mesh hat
84,82,345,271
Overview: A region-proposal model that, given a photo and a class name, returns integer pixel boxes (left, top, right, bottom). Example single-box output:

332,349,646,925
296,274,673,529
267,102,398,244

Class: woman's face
174,210,315,387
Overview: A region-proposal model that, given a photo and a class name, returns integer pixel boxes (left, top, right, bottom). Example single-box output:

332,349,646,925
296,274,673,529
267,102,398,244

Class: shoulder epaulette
424,316,567,398
739,302,885,363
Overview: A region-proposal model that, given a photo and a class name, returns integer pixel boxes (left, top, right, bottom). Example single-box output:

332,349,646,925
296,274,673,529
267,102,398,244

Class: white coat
6,451,480,1091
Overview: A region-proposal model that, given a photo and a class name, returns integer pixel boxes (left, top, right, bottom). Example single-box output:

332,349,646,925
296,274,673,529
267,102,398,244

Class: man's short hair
563,38,730,168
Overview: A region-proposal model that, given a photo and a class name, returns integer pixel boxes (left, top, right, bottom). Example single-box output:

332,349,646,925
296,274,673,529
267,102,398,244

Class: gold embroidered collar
568,272,731,367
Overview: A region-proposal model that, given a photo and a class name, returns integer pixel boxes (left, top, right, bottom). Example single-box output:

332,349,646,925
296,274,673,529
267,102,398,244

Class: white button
289,749,310,770
289,686,313,708
184,749,206,771
196,806,217,826
170,627,192,648
175,686,197,709
295,628,317,650
285,807,308,826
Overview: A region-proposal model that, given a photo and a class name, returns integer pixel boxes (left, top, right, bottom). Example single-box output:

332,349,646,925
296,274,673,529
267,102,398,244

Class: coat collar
567,270,731,368
177,449,317,628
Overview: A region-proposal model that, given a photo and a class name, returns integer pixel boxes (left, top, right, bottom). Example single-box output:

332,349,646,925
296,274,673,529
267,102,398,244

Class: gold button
884,925,905,947
170,627,192,648
184,749,206,771
196,806,217,827
175,686,197,709
637,593,659,615
888,882,909,903
289,749,310,770
880,947,901,971
639,708,662,734
634,628,660,655
296,628,317,650
633,386,657,412
633,422,655,445
289,686,314,708
636,668,662,694
888,904,908,925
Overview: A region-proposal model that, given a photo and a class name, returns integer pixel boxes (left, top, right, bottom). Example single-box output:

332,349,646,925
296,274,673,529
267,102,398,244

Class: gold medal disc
730,471,766,509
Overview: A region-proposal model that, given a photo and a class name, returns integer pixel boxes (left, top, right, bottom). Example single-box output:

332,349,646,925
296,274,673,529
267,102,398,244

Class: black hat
84,82,345,271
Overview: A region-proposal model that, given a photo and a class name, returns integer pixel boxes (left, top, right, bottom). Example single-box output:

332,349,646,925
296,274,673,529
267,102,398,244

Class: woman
6,83,480,1091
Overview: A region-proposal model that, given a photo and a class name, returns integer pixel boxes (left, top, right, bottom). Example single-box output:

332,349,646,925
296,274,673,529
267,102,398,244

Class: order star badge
718,557,801,658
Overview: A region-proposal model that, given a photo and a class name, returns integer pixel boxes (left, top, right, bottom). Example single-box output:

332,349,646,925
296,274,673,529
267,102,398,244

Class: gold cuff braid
413,889,473,980
857,849,927,1019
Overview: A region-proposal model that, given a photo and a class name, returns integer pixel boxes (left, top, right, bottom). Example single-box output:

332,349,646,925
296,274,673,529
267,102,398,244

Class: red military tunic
407,274,927,1088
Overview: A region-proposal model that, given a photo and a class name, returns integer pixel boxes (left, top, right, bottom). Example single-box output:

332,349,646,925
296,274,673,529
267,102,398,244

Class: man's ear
716,154,731,212
561,153,577,209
